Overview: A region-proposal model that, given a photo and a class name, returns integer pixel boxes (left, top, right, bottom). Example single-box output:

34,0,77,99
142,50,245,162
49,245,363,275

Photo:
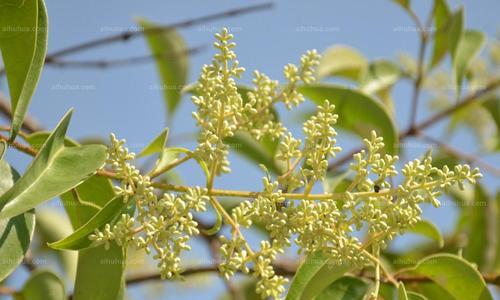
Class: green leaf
429,0,451,68
137,128,169,158
392,0,411,10
482,97,500,150
448,8,464,61
407,291,429,300
0,160,35,281
0,0,48,141
361,60,402,94
408,219,444,248
24,131,78,151
19,270,66,300
317,46,368,81
36,209,77,278
453,30,485,94
460,184,490,269
0,110,107,219
0,140,6,160
298,84,399,154
315,276,369,300
136,18,188,116
410,254,493,300
150,147,210,181
398,282,409,300
286,251,353,300
49,195,126,250
224,132,282,174
59,175,126,300
494,191,500,272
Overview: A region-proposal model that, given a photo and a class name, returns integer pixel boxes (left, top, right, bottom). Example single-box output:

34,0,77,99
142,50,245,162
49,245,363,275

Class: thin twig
46,45,206,69
0,3,273,75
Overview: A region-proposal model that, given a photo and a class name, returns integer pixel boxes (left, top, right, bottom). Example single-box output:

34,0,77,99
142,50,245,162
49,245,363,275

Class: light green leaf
453,30,485,94
49,195,126,250
36,209,77,279
398,282,409,300
317,45,368,81
408,291,429,300
361,60,402,94
136,18,188,116
60,174,126,300
408,219,444,248
315,276,369,300
150,147,210,181
137,128,169,158
286,251,353,300
0,110,107,220
482,97,500,150
411,254,493,300
299,84,399,154
0,0,48,141
24,131,78,151
0,140,6,160
19,270,65,300
0,160,35,281
429,0,451,68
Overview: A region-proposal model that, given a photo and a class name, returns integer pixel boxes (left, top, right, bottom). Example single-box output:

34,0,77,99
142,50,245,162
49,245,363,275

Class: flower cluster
90,134,209,279
93,29,482,300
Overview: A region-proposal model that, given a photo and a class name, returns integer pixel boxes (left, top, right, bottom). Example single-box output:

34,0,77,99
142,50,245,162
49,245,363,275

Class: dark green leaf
19,270,65,300
316,276,369,300
0,0,48,141
136,18,188,116
0,110,107,219
286,251,353,300
299,84,399,154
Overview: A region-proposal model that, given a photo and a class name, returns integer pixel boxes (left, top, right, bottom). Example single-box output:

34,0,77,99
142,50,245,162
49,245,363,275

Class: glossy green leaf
0,110,107,219
453,30,485,94
224,132,282,174
19,270,65,300
36,209,77,278
137,18,188,116
299,84,399,154
429,0,451,68
361,60,402,94
0,0,48,141
317,45,368,81
0,160,35,281
286,251,353,300
411,254,493,300
138,128,169,158
408,219,444,248
49,195,126,250
315,276,369,300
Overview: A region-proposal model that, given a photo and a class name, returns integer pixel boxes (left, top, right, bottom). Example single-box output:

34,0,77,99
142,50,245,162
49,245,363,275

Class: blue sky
1,1,499,299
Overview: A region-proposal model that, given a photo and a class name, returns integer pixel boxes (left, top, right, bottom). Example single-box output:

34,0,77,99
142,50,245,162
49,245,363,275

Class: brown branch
0,92,44,133
46,45,206,69
328,78,500,172
420,134,500,176
0,3,273,76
